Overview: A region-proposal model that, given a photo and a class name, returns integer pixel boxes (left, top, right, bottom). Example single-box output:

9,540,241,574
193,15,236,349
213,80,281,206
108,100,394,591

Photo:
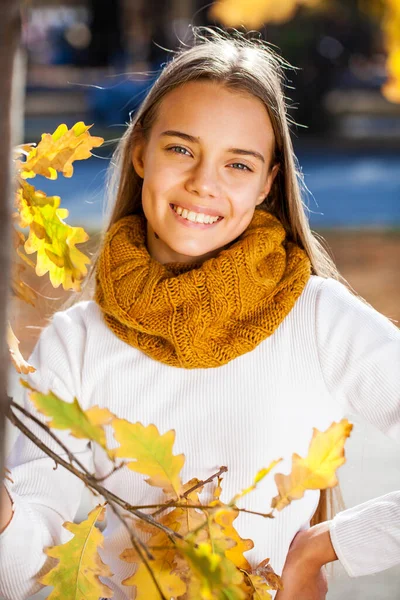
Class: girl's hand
275,522,337,600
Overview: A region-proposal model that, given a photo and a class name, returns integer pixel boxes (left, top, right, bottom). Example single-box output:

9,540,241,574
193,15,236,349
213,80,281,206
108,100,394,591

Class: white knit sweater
1,275,399,600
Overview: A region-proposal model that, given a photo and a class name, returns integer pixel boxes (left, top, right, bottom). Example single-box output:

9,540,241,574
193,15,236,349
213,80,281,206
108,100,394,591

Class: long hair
77,27,349,523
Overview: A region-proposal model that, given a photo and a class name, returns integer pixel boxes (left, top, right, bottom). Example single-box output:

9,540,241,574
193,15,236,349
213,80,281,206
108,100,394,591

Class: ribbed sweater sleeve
315,278,400,576
0,310,93,600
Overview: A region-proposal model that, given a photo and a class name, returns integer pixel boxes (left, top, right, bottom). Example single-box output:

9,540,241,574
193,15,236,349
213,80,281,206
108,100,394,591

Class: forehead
152,80,275,152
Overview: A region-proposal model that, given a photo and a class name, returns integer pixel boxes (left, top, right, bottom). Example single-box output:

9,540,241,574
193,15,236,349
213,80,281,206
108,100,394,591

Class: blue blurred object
33,147,400,230
299,148,400,228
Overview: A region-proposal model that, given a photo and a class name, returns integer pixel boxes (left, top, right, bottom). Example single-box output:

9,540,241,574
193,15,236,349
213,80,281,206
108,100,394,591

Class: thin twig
7,406,184,540
10,400,92,474
183,466,228,498
109,504,154,561
236,507,274,519
151,465,228,518
9,402,171,593
122,501,275,519
109,504,167,600
95,461,127,482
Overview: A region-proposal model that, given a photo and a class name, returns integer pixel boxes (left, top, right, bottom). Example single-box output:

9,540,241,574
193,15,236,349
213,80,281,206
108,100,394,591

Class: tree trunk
0,1,22,512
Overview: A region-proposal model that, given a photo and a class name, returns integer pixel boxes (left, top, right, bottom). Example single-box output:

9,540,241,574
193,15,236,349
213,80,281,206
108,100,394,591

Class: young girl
1,28,399,600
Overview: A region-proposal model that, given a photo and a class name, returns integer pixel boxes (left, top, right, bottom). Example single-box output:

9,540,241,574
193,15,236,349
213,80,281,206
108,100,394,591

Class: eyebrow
159,130,265,164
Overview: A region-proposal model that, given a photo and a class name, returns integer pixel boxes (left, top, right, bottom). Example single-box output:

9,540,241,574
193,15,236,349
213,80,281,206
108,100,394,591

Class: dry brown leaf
7,322,36,374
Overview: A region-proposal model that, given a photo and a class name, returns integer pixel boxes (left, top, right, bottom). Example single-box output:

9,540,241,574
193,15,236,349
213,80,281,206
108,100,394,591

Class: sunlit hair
76,26,352,524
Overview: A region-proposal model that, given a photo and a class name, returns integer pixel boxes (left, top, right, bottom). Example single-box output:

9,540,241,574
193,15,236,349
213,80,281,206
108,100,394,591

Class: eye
230,162,253,172
167,145,192,156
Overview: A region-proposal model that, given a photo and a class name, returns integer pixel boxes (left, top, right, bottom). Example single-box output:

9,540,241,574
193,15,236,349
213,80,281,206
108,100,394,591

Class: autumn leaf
17,122,103,180
231,460,282,504
211,506,254,570
15,180,90,291
213,475,223,501
22,381,115,458
13,142,36,161
120,485,206,597
39,504,113,599
112,420,185,496
123,556,187,599
7,323,36,374
244,573,273,599
271,419,353,511
253,558,283,591
178,541,246,600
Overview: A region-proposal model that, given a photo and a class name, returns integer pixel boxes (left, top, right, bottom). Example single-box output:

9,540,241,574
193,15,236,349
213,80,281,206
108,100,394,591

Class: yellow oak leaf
17,122,104,180
12,225,36,269
178,541,246,600
121,480,207,594
244,573,273,599
253,558,283,591
13,142,36,160
22,381,115,458
7,322,36,374
15,180,90,291
213,475,223,501
112,420,185,497
122,556,186,599
39,504,113,599
231,460,282,504
121,509,190,596
271,419,353,511
212,506,254,570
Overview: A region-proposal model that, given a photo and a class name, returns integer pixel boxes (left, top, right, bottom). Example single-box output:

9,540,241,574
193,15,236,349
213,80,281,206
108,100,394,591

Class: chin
168,241,220,261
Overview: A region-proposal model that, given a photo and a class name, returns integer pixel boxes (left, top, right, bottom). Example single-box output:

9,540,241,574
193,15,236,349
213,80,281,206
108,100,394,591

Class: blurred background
4,0,400,599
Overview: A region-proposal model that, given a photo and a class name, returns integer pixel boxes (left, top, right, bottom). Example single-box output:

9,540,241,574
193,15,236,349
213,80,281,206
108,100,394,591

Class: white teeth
172,204,221,225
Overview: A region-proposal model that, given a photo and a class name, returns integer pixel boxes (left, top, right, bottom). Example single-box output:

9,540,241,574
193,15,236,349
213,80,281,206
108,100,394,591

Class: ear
131,136,146,179
256,163,280,206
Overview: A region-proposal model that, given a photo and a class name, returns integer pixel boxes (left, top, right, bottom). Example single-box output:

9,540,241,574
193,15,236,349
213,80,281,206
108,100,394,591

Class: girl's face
132,80,279,264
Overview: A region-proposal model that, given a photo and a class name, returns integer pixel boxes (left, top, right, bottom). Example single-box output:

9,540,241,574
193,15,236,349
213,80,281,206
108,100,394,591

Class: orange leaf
272,419,353,511
7,322,36,374
17,122,103,180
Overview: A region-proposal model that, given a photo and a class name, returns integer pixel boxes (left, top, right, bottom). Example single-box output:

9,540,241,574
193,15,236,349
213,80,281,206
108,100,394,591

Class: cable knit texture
95,209,311,368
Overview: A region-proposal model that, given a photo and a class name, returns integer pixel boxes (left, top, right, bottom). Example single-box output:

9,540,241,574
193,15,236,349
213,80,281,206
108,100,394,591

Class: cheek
231,185,264,212
144,162,181,197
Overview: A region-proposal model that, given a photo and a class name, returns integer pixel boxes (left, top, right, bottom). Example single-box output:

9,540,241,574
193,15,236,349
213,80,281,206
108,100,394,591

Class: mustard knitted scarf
95,209,311,368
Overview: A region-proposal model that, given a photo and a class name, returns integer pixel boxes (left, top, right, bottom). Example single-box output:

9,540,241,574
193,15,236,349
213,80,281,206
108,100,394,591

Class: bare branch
151,465,228,517
7,405,184,541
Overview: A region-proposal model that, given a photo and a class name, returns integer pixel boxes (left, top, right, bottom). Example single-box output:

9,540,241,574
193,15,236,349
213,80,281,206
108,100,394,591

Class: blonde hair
79,27,349,523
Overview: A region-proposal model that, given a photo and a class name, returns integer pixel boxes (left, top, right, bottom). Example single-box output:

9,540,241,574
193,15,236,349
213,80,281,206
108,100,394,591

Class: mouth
169,203,224,227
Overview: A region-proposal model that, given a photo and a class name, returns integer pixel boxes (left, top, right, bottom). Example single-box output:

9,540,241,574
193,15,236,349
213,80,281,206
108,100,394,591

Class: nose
185,159,220,198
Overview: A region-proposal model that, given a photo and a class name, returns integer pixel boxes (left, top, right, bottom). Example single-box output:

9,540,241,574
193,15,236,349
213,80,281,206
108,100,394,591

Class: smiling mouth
170,203,223,225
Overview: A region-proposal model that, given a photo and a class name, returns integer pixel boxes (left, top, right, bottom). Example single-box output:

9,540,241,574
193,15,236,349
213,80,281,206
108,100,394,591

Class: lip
169,204,224,228
169,202,223,218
